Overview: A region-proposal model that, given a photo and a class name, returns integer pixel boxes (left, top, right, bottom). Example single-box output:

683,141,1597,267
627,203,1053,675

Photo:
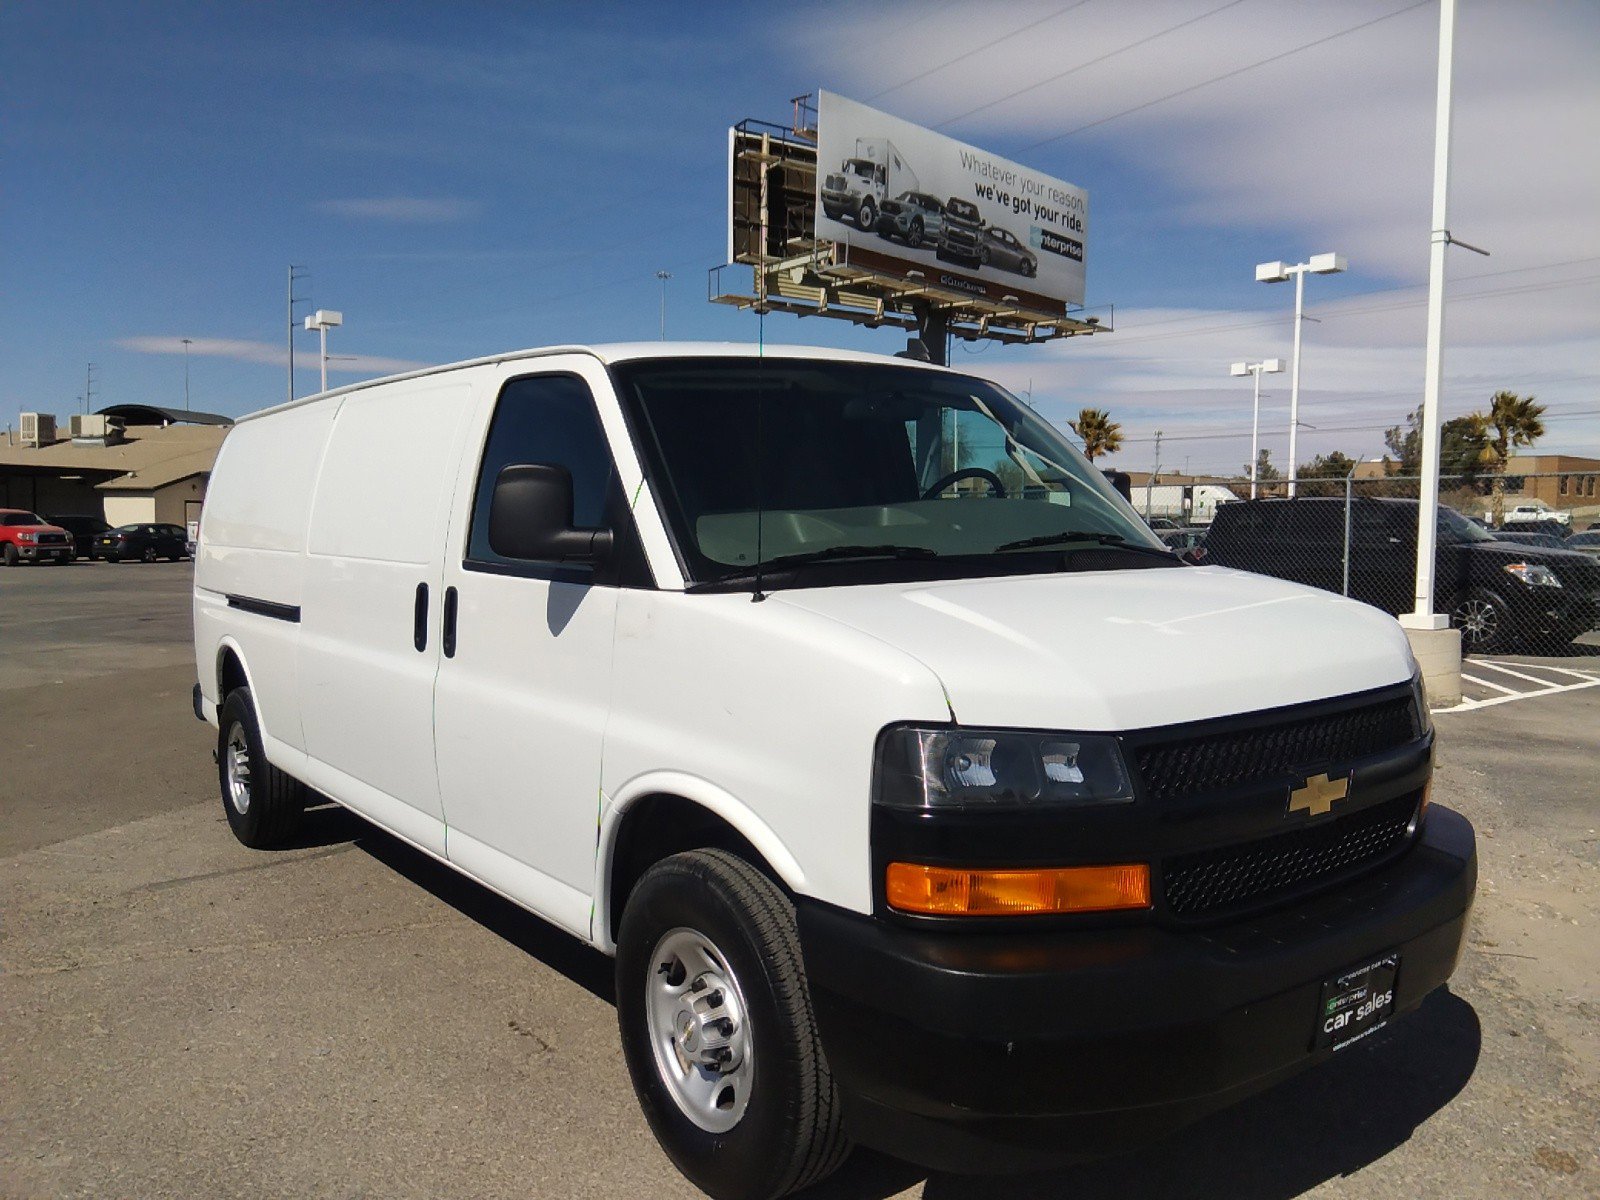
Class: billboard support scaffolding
714,97,1111,365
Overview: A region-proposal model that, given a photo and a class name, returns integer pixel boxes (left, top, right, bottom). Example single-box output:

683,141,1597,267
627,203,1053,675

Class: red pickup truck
0,509,75,565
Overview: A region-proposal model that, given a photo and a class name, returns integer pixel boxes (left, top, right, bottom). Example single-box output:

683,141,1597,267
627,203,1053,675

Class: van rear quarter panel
195,400,338,750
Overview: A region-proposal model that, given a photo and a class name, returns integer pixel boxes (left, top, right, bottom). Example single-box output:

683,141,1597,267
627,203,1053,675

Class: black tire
1,543,16,567
1450,587,1515,654
907,218,923,248
141,546,158,563
616,849,849,1200
856,198,876,231
217,687,307,848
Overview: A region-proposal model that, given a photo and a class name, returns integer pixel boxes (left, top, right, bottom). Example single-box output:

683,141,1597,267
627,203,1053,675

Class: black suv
935,197,982,267
48,514,112,559
1205,497,1600,653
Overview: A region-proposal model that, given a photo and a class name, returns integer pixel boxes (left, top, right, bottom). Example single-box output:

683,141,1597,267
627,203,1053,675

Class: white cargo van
193,344,1474,1199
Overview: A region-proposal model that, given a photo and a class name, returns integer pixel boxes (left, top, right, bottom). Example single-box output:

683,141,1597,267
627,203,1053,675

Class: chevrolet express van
193,344,1475,1200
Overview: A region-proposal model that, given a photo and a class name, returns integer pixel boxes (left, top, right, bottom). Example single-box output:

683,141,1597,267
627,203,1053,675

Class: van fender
211,636,301,770
592,770,808,952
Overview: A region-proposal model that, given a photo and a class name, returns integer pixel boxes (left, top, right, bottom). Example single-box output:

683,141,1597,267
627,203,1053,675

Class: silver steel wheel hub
225,723,252,815
1455,599,1496,642
645,927,754,1133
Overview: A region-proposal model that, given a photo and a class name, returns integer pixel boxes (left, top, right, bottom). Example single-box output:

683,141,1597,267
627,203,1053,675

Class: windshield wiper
994,530,1177,559
693,543,940,592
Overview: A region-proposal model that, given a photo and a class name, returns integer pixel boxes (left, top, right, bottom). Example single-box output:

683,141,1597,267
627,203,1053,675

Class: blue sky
3,0,1596,476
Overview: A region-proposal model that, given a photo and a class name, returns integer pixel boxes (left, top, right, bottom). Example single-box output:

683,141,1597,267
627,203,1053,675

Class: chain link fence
1137,472,1600,658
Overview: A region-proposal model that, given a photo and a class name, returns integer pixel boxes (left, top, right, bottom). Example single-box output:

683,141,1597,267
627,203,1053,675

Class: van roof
237,342,952,424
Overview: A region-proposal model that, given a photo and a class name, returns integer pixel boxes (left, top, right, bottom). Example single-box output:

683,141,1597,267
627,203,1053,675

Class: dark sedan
96,523,190,563
48,514,112,560
978,225,1038,277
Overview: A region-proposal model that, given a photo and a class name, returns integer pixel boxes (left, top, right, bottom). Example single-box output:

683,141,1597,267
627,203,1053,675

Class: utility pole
287,265,309,404
655,270,672,340
181,338,193,410
1146,430,1163,520
84,363,97,415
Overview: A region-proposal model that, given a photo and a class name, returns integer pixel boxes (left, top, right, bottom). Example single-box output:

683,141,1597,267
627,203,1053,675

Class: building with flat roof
0,408,231,526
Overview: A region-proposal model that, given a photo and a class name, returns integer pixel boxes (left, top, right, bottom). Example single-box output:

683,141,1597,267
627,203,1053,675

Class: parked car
1492,530,1566,550
935,196,983,267
873,190,944,248
1158,527,1207,561
194,343,1475,1200
978,225,1038,276
1493,518,1567,540
0,509,74,565
1563,530,1600,559
96,522,190,562
1205,497,1600,653
1501,500,1571,528
47,514,112,560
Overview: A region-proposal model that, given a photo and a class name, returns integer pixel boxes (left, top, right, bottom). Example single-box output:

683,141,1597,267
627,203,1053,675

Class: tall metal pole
287,265,295,404
1407,0,1456,628
1146,430,1162,520
318,325,329,394
181,338,193,410
1287,268,1305,498
655,270,672,340
1250,366,1262,499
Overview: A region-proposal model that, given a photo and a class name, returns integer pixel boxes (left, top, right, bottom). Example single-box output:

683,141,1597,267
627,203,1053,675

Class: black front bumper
797,805,1475,1172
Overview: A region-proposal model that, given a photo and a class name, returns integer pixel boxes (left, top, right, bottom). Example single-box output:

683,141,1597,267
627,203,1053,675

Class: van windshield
611,358,1169,589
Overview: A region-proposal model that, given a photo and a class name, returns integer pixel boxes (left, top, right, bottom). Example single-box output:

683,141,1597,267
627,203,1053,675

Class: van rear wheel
616,849,849,1200
217,687,306,848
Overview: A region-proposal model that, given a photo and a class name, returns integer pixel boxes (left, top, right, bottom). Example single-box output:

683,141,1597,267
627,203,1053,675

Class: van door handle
442,586,459,658
413,583,429,652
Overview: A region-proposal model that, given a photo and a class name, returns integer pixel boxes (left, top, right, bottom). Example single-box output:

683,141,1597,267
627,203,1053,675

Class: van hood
771,566,1414,732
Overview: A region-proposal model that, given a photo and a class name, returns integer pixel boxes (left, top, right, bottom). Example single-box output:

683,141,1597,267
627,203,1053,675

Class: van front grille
1133,695,1420,804
1163,792,1419,918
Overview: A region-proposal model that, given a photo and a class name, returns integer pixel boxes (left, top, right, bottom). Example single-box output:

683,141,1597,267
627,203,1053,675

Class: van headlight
875,726,1134,810
1504,562,1561,588
1409,669,1434,736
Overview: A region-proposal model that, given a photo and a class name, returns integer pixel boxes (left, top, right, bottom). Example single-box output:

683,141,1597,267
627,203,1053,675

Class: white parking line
1437,676,1600,713
1460,674,1519,695
1471,660,1578,687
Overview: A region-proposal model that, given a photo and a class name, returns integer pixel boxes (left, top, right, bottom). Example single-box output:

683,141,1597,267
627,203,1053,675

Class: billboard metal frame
712,105,1112,362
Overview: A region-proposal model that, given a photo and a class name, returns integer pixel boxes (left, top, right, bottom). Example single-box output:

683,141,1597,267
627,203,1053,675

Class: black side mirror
488,463,613,565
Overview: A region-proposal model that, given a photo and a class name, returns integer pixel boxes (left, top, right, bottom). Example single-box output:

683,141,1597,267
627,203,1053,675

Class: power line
1021,0,1432,149
936,0,1249,129
866,1,1094,101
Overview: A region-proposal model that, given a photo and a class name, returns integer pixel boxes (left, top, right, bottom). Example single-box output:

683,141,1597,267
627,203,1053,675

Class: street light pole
303,310,344,394
181,338,193,411
1256,254,1346,497
1231,358,1284,499
655,270,672,340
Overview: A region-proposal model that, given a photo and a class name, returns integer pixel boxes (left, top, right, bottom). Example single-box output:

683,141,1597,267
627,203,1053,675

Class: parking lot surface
2,565,1596,1197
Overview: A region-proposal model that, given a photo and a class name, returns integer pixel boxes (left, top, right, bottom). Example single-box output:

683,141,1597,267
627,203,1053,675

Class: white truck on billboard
814,91,1089,310
820,138,918,231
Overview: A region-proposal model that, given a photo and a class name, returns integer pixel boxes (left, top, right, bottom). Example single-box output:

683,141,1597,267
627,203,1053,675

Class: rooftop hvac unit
19,412,57,447
68,413,125,442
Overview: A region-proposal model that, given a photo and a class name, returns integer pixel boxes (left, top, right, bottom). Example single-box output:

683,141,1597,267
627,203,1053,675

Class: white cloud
115,336,428,377
313,196,480,223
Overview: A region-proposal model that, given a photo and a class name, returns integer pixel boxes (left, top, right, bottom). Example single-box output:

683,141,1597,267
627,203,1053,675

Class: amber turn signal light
885,862,1151,916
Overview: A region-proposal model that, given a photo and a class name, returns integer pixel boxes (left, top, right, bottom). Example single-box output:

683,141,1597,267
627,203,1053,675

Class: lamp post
303,310,344,394
1230,358,1284,498
655,270,672,340
1255,254,1345,496
181,338,193,411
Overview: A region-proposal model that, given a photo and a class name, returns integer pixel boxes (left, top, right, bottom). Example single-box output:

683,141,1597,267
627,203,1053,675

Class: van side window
466,374,615,567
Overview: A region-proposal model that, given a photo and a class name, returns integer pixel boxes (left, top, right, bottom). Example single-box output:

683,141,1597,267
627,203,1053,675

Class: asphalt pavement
2,562,1595,1197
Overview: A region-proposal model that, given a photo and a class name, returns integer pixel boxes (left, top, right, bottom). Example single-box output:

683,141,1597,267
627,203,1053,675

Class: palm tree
1484,391,1546,466
1070,408,1123,461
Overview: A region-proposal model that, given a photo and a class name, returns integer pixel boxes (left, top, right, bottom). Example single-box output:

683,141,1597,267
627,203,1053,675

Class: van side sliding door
432,361,627,939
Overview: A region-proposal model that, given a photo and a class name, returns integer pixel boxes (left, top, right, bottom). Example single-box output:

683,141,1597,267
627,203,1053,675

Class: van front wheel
616,849,849,1200
217,687,306,848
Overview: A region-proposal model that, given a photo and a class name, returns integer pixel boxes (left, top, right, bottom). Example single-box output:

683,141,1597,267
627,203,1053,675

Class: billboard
814,91,1088,313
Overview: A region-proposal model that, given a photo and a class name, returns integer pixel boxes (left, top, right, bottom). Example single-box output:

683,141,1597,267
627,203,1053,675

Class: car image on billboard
813,90,1088,311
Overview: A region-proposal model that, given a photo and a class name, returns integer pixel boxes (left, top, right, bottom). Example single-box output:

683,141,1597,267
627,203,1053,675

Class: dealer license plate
1314,954,1398,1051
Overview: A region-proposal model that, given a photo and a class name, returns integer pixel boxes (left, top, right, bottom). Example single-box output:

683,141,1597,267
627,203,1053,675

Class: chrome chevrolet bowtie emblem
1288,772,1351,818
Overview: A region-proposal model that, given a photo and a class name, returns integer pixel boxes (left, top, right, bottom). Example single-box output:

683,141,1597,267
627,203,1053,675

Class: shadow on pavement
293,803,1480,1200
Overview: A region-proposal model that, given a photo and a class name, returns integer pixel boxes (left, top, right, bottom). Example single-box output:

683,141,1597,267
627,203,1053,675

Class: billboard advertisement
814,90,1089,313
